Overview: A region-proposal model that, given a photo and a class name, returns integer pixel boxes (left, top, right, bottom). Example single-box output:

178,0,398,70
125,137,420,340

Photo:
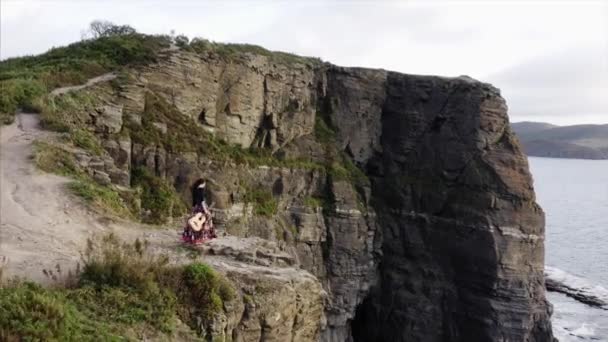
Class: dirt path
50,73,116,97
1,113,90,281
0,112,173,282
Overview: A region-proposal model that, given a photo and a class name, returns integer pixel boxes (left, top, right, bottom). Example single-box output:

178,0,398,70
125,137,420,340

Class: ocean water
528,157,608,341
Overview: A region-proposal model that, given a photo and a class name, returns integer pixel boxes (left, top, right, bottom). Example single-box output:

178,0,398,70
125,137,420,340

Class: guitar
188,212,207,232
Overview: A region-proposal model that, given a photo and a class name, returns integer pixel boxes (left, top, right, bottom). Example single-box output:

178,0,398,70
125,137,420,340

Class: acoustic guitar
188,212,207,232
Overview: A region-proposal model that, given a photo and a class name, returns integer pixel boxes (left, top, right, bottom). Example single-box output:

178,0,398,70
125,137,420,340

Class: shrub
77,234,176,332
79,236,235,335
80,234,168,289
0,78,46,120
176,263,236,329
0,236,185,340
174,35,190,48
87,20,136,39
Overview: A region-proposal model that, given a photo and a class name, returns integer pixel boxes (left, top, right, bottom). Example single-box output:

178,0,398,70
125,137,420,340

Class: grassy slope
0,33,170,124
0,235,234,341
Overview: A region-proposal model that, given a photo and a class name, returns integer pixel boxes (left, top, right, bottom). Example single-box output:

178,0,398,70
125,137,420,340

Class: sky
1,0,607,125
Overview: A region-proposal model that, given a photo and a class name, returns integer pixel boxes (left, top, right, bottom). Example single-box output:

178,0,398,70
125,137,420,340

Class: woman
191,178,207,209
183,178,216,244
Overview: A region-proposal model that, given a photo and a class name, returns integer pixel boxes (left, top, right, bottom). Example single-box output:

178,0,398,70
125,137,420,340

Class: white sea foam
545,266,608,309
571,323,596,337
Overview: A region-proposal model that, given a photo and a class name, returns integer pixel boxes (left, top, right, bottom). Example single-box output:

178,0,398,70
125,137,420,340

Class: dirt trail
0,112,172,282
50,73,116,97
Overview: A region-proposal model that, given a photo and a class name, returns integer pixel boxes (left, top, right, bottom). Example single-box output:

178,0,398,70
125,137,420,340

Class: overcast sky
1,0,607,125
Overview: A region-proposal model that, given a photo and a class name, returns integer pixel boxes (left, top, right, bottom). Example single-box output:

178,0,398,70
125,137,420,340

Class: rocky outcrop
56,48,554,341
191,237,326,342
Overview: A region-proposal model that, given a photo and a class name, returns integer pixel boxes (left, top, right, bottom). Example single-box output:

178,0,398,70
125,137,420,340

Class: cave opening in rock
198,108,207,124
351,294,378,341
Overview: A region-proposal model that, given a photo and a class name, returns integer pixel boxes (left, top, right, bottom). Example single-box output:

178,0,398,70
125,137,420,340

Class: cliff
0,37,554,341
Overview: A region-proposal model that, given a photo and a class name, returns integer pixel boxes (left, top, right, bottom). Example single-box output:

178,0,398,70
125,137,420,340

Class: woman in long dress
183,179,216,244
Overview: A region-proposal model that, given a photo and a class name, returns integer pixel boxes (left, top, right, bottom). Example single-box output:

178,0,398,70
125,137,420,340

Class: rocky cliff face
58,48,553,341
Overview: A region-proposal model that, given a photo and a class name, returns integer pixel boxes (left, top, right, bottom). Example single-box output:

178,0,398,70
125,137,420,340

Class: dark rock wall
327,70,553,341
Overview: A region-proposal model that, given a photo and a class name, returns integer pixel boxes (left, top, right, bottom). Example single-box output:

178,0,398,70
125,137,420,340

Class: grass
0,78,46,119
243,188,278,217
0,234,237,341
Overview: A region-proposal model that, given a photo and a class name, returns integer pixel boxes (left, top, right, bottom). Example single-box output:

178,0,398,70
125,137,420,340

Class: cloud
1,0,607,125
486,44,608,125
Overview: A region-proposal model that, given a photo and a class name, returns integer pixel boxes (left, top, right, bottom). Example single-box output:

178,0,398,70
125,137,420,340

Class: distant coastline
512,121,608,160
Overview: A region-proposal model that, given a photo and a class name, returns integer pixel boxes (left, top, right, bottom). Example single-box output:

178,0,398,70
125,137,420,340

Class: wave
545,266,608,310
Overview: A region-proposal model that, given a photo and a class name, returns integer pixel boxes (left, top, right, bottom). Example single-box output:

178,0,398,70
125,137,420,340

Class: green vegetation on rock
303,196,323,208
243,188,278,217
176,263,236,329
131,167,188,224
314,113,337,146
69,129,104,155
328,153,369,187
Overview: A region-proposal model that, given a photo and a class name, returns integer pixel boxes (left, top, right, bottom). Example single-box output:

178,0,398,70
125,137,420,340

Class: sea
528,157,608,341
